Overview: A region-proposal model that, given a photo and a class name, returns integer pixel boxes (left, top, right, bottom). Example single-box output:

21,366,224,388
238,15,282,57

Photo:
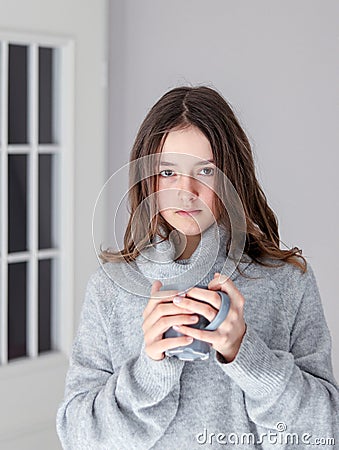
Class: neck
113,222,251,297
176,233,201,260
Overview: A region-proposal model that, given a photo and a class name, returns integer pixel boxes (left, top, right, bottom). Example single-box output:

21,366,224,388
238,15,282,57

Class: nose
177,174,198,202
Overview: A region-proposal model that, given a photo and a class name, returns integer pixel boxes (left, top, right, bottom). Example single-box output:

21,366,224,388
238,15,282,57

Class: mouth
176,210,201,217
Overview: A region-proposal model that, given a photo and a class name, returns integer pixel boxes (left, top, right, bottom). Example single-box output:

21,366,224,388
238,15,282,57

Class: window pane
39,47,54,144
8,44,28,144
8,154,27,253
8,262,27,360
38,259,52,353
38,154,53,249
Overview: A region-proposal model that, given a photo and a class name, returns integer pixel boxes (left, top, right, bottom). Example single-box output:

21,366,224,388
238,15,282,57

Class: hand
170,273,246,363
142,280,199,361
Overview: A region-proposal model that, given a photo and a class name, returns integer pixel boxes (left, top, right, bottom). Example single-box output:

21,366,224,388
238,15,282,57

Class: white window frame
0,30,74,439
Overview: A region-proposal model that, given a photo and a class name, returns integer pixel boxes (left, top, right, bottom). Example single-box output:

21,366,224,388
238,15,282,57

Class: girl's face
156,126,218,237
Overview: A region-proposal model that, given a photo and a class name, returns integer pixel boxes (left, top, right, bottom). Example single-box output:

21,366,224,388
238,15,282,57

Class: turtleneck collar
103,222,252,299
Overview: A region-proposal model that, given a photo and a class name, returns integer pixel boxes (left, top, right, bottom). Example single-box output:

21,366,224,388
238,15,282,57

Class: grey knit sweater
56,224,339,449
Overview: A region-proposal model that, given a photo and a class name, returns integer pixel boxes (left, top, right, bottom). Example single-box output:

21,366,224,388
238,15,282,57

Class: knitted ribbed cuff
215,325,293,398
133,341,185,401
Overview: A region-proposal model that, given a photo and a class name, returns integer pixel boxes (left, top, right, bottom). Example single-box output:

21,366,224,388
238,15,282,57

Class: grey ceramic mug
162,284,230,361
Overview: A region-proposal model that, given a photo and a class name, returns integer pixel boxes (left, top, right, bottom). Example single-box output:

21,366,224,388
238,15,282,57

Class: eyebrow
159,159,215,167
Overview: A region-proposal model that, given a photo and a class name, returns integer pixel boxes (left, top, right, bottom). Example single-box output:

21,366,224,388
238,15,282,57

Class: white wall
108,0,339,377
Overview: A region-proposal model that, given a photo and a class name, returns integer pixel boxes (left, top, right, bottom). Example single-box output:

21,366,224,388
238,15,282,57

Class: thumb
151,280,163,295
208,273,228,290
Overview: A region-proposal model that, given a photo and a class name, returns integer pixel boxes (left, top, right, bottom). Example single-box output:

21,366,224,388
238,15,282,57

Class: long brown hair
100,86,307,273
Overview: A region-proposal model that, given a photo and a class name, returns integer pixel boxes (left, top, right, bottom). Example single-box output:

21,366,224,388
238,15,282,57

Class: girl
56,86,338,449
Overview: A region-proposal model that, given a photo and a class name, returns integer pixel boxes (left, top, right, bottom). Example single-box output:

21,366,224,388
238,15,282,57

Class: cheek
156,188,175,211
201,186,216,208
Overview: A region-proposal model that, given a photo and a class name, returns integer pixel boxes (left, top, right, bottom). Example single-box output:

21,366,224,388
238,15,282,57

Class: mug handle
204,291,230,331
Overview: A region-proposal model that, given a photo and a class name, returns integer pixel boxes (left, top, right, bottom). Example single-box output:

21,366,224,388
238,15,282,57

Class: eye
199,167,214,176
159,169,175,178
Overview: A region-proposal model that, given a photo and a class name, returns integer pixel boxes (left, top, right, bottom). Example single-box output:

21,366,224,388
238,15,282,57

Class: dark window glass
38,154,53,249
8,262,27,360
8,154,27,253
38,259,52,353
39,47,54,144
8,44,28,144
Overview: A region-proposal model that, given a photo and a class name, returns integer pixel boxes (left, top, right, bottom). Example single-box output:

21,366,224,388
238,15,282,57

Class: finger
143,292,179,320
185,287,221,310
145,313,199,342
162,336,194,349
143,281,181,319
172,295,218,322
147,336,194,360
150,281,180,300
208,275,244,309
143,301,196,332
151,280,162,296
208,273,230,288
173,324,215,344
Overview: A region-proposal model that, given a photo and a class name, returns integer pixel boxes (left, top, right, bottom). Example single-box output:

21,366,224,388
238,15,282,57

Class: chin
160,212,215,236
176,225,202,236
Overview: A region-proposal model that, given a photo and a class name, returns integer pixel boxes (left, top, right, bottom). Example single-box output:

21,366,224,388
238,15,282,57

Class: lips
176,210,201,216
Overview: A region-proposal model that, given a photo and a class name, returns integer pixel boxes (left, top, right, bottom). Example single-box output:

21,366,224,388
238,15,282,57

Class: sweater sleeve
215,264,339,446
56,271,185,450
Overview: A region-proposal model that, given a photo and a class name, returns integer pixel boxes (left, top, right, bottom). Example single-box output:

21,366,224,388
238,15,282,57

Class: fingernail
173,325,180,331
173,296,182,304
